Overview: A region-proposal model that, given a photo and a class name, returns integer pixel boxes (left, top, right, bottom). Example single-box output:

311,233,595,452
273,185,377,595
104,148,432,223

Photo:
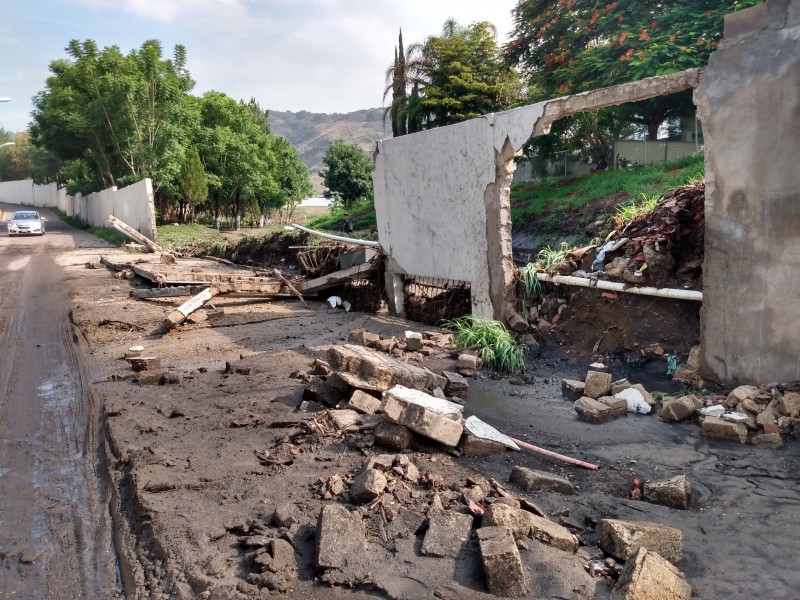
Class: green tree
268,136,314,223
507,0,763,139
178,149,208,222
30,39,194,192
320,139,373,209
0,131,61,183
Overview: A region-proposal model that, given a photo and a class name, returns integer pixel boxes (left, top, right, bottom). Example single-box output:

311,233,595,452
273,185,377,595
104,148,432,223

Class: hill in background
269,108,390,193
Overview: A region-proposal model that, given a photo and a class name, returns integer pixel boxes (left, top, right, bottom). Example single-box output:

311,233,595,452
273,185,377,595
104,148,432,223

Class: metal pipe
285,223,381,248
509,437,600,470
536,273,702,302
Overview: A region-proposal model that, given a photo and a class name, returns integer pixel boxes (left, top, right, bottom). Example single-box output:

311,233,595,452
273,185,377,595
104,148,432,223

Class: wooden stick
509,437,600,471
164,287,219,329
272,268,308,309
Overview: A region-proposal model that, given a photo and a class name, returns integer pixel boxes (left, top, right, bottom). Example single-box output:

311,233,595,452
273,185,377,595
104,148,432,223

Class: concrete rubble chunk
457,353,483,371
464,416,519,451
725,385,760,408
129,356,161,372
644,475,691,510
442,370,469,397
702,416,748,443
316,505,364,570
420,510,474,558
327,409,361,430
574,396,617,423
660,396,698,422
611,547,691,600
615,388,652,414
750,432,783,449
611,378,632,395
600,519,683,564
477,526,528,598
561,379,586,401
699,404,725,418
597,395,628,418
584,371,612,399
482,503,578,553
404,331,424,351
629,384,656,406
510,466,574,495
507,312,529,334
350,468,388,504
302,377,343,408
373,421,414,451
347,390,382,415
382,385,464,447
756,399,780,426
348,330,380,347
777,392,800,417
722,412,750,423
327,344,446,392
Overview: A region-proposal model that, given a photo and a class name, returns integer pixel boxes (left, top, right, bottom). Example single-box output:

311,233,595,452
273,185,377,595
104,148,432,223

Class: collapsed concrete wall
373,71,699,321
695,0,800,384
0,178,157,240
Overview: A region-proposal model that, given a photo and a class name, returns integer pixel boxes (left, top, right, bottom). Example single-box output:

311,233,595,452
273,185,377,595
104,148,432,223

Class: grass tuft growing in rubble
442,316,527,373
613,192,662,228
518,242,577,298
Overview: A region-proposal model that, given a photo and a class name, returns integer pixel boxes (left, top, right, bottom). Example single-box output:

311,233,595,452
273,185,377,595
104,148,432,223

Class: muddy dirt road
0,207,119,599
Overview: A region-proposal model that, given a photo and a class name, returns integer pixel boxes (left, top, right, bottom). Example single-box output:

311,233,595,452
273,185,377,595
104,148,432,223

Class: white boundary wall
0,178,157,240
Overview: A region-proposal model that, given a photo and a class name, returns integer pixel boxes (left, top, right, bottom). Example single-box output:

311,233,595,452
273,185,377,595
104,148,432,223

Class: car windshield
11,212,38,220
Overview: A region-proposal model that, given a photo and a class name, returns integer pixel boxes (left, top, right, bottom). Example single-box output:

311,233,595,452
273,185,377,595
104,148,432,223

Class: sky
0,0,519,133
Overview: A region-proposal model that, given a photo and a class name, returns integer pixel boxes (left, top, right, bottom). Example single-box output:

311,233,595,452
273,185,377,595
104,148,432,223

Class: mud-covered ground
61,244,800,600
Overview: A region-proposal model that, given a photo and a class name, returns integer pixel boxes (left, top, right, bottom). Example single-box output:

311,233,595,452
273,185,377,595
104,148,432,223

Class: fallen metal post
536,273,702,302
285,223,381,248
509,436,600,470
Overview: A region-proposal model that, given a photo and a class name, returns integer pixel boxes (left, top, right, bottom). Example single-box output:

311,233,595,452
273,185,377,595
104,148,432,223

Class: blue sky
0,0,518,133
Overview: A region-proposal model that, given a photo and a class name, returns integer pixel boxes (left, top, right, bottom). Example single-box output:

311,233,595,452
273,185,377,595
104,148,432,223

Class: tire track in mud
0,251,118,599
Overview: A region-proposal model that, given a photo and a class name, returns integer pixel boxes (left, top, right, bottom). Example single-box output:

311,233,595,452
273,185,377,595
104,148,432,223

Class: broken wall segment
381,385,464,447
695,0,800,385
326,344,446,392
373,70,699,322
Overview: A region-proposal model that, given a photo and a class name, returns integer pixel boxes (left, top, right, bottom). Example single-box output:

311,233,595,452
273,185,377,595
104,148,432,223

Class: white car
7,211,46,236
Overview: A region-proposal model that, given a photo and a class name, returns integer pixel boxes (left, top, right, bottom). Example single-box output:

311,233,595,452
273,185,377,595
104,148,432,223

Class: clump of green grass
518,241,577,298
54,210,125,245
519,263,542,297
613,192,662,229
442,316,527,373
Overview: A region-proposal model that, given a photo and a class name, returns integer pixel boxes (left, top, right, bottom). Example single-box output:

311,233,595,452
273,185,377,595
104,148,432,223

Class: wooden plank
272,268,308,309
298,263,377,294
165,288,219,329
107,215,163,253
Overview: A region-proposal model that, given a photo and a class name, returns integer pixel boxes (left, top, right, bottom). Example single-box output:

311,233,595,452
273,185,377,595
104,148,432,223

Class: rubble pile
563,364,798,448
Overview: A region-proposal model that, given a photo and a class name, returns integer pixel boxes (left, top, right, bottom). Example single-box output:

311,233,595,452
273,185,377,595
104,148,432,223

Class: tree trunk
647,119,661,141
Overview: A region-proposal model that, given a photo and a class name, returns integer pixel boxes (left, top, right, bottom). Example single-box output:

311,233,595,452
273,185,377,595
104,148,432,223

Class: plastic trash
665,354,678,376
615,387,652,414
700,404,725,418
591,237,629,272
326,296,343,309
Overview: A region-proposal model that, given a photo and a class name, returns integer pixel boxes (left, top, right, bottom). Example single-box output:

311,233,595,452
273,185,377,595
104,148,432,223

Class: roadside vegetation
54,211,125,245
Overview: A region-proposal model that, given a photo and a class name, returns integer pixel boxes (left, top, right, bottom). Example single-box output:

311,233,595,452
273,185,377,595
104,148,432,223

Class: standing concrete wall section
695,0,800,384
373,71,700,322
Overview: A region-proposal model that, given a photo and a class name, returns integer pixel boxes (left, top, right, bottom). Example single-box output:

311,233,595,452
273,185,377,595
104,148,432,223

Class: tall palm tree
383,30,422,137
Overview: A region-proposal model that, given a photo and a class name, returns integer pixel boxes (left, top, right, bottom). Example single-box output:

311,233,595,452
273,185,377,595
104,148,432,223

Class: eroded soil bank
64,247,800,600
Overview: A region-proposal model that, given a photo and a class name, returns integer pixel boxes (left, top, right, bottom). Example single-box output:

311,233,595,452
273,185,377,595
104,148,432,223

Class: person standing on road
340,212,354,233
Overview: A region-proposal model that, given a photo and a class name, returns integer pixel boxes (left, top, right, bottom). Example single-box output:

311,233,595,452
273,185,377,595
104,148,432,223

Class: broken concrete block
702,416,748,443
615,388,652,414
600,519,683,564
457,353,483,371
348,330,380,347
561,379,585,401
350,469,388,504
129,356,161,372
756,400,780,426
328,409,361,430
137,371,166,386
660,396,698,422
373,422,414,451
507,312,529,334
510,466,574,495
382,385,464,447
421,510,474,558
584,371,612,399
463,416,519,450
597,395,628,418
611,378,632,395
327,344,446,392
574,396,617,423
699,404,725,418
482,503,577,553
316,505,364,570
302,377,343,408
375,339,397,353
750,432,784,449
725,385,760,408
404,331,424,351
611,547,691,600
644,475,691,510
777,392,800,417
186,309,208,324
442,370,469,397
348,390,382,415
722,412,750,423
478,526,527,598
